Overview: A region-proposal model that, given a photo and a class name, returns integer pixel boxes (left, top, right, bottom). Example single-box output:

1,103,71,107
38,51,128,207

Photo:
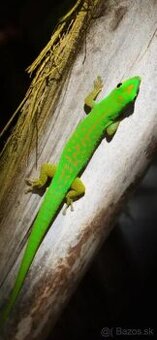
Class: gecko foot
62,199,74,215
25,177,43,193
94,76,103,92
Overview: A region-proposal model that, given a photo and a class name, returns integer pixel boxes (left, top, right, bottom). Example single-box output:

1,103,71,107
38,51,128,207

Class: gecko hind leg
26,163,57,192
63,177,85,215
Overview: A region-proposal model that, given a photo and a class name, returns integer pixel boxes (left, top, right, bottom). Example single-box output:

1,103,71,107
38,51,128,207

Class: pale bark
0,0,157,338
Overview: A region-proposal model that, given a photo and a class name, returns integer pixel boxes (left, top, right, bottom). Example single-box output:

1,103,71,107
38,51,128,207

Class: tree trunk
0,0,157,338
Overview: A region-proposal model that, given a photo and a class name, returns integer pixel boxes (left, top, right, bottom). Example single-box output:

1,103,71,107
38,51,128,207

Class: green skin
0,75,141,324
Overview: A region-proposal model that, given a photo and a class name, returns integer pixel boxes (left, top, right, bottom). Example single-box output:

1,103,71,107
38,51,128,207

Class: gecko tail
0,188,66,328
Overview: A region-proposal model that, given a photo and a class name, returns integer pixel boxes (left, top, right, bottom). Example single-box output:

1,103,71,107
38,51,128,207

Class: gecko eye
117,82,122,88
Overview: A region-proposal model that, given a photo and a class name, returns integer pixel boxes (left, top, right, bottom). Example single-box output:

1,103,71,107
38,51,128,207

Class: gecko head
115,76,141,106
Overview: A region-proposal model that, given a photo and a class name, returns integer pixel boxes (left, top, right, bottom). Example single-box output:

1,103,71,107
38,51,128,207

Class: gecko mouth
134,87,140,100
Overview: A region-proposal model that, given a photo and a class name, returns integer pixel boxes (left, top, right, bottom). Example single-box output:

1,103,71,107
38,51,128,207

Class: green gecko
0,75,141,325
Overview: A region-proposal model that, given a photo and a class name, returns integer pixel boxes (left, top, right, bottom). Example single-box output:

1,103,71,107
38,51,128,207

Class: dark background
0,1,156,339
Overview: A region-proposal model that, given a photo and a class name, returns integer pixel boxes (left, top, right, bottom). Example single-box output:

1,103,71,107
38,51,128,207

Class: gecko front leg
84,76,103,111
106,121,120,136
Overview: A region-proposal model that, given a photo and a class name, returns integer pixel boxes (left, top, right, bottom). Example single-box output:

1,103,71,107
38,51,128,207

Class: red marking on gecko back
126,84,134,94
61,113,107,176
118,95,124,102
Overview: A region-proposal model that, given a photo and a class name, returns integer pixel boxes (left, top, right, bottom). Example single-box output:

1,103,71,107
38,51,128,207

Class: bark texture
0,0,157,338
